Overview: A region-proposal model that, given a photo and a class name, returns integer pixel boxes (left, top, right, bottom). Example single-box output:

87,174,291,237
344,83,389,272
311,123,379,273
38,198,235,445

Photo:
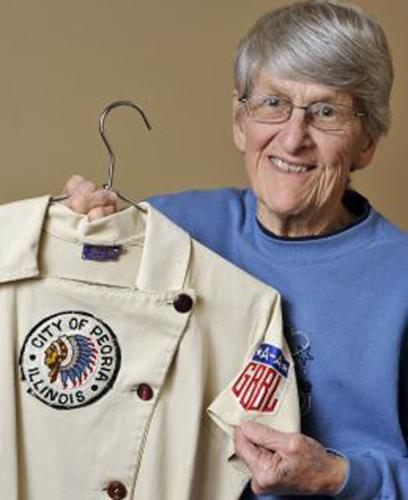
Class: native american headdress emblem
20,311,121,410
44,334,97,389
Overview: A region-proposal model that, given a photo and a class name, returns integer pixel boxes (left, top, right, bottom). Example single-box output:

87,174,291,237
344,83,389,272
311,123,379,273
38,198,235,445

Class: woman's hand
62,175,118,220
234,421,347,496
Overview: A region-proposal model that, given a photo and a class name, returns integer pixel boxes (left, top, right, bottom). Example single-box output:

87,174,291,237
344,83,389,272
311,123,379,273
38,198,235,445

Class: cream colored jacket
0,197,299,500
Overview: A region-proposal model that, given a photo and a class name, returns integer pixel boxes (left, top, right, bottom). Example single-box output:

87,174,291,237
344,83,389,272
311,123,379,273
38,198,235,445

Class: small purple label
82,244,123,262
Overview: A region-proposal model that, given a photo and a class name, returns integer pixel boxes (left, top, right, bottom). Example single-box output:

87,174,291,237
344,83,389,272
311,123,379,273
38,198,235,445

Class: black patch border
19,310,122,410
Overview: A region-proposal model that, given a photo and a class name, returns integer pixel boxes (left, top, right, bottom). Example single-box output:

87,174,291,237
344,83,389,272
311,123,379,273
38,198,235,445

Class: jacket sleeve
208,293,300,441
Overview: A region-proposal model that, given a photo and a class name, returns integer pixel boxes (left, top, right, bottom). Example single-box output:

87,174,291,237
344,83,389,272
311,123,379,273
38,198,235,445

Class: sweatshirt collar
246,189,382,263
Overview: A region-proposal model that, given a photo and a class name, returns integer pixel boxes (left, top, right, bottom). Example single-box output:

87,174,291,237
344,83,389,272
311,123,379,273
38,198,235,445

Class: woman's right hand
62,175,118,221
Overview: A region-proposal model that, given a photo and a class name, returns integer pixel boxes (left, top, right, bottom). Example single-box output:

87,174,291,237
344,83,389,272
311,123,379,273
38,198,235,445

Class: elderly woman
64,1,408,498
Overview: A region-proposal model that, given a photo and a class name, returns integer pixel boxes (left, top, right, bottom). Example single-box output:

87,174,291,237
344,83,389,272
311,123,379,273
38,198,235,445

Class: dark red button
137,383,154,401
105,480,127,499
173,293,193,313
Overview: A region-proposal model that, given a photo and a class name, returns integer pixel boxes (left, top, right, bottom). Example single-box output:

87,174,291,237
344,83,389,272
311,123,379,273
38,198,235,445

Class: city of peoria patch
231,343,289,413
19,311,121,410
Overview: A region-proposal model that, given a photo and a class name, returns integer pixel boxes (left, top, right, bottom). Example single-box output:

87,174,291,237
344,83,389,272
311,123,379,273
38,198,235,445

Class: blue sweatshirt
148,188,408,499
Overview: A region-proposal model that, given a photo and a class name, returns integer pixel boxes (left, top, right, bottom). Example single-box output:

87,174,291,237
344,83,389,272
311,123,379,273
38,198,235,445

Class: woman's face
233,70,377,235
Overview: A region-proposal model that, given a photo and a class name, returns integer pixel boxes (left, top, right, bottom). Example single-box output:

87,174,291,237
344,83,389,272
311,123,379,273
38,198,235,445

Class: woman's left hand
234,421,347,496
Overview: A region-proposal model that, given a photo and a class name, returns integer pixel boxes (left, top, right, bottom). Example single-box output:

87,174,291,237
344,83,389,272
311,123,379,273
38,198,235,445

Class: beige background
0,0,406,229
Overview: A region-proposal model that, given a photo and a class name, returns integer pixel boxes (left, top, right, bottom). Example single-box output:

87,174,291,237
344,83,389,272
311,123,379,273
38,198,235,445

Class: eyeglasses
238,94,364,132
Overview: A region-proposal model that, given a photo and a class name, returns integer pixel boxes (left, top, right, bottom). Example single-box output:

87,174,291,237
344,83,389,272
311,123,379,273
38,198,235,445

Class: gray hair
234,0,393,139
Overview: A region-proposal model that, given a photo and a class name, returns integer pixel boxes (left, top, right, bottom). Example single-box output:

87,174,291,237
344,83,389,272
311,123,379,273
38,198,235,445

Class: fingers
234,426,265,469
240,420,291,451
61,175,118,219
236,422,348,496
240,421,318,462
76,179,97,195
63,175,88,196
88,205,117,221
67,189,117,215
234,426,280,495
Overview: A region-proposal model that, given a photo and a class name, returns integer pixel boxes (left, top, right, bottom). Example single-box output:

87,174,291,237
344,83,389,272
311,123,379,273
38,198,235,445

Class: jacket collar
0,196,191,293
0,196,50,283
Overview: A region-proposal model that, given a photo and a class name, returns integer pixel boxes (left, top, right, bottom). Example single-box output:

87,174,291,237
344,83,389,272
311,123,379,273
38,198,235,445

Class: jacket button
137,383,154,401
105,481,127,499
173,293,193,313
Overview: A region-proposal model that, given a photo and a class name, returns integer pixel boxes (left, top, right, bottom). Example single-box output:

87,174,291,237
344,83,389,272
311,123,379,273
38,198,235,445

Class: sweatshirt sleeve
337,322,408,499
336,451,408,499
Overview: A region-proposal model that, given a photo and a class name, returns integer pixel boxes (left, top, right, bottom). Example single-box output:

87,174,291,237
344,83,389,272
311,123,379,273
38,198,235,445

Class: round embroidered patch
19,311,121,410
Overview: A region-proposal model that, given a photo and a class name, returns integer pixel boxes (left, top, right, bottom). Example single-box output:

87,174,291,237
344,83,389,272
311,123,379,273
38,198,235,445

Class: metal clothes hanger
53,100,152,212
99,100,152,212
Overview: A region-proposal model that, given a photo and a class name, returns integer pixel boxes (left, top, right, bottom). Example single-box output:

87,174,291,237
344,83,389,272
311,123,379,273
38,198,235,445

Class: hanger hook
99,100,152,190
